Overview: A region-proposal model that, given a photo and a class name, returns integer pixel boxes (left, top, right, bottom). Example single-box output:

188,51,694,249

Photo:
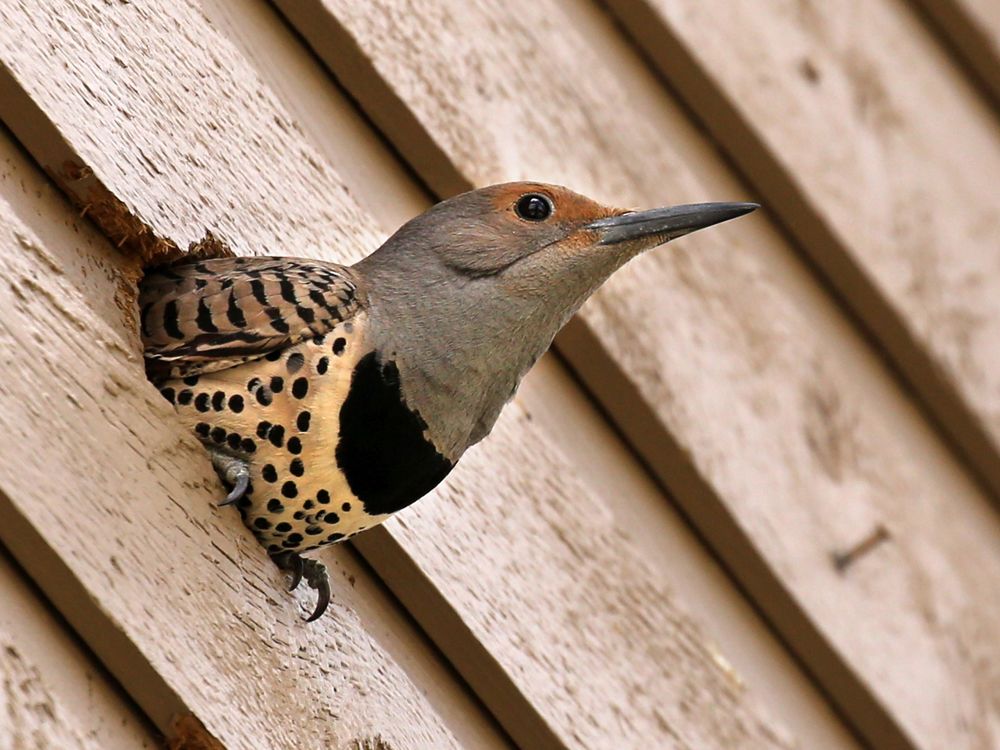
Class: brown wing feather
139,256,362,381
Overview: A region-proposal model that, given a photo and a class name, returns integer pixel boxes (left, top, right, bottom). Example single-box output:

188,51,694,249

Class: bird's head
423,182,755,276
359,181,756,320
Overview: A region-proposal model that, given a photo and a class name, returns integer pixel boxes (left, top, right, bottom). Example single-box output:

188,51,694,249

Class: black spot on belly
336,352,452,516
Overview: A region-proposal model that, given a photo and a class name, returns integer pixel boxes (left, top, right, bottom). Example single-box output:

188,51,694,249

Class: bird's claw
220,471,249,506
285,553,304,592
272,551,331,622
210,451,251,507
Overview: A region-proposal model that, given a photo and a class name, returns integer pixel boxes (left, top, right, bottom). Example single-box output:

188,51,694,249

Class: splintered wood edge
0,62,178,267
167,715,227,750
590,0,1000,507
0,58,237,339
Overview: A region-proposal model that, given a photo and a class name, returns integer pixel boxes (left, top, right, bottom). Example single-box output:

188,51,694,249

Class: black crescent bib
336,352,453,516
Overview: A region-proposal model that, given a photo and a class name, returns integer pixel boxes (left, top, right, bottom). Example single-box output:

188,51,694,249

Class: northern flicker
140,182,756,621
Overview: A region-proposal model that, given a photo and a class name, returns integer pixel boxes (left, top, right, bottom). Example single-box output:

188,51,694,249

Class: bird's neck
361,277,566,461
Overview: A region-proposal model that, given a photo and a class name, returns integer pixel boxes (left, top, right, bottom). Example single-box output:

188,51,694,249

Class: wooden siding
272,1,1000,748
598,0,1000,500
0,0,997,749
909,0,1000,105
0,546,156,750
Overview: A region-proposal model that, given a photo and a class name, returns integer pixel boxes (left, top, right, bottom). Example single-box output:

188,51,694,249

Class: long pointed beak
586,202,758,245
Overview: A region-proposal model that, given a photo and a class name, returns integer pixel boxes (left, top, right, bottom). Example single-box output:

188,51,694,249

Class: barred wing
139,256,362,380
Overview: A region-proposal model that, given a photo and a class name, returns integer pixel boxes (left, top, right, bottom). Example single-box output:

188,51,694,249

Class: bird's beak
586,202,758,246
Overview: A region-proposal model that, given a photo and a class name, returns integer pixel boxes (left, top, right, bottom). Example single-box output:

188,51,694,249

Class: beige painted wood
196,0,432,237
600,0,1000,503
910,0,1000,105
0,548,157,750
359,407,805,750
0,0,389,259
0,1,811,748
516,356,859,750
271,1,1000,748
0,5,521,748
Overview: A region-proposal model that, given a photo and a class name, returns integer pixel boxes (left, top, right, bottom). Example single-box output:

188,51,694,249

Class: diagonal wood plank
272,0,1000,748
598,0,1000,503
0,546,158,750
909,0,1000,106
0,1,806,749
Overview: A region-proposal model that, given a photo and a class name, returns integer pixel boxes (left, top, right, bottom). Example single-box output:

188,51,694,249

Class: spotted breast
140,256,452,620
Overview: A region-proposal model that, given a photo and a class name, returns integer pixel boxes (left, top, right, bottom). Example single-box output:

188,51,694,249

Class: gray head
355,182,756,457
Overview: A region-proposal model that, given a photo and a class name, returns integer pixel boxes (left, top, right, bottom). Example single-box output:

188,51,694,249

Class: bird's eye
514,193,553,222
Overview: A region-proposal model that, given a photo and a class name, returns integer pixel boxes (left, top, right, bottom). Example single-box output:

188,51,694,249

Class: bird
139,182,756,621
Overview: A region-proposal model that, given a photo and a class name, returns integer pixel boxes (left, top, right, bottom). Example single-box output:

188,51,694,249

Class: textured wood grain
0,548,156,750
600,0,1000,501
0,1,806,748
515,356,858,750
910,0,1000,105
0,0,382,261
273,1,1000,747
361,408,803,750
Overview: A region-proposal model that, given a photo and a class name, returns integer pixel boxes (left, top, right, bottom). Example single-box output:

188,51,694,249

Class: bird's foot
271,551,331,623
210,450,250,507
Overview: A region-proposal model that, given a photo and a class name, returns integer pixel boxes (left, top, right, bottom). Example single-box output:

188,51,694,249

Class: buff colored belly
161,314,391,554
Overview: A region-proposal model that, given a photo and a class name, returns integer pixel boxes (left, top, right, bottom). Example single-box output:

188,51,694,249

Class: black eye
514,193,553,222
